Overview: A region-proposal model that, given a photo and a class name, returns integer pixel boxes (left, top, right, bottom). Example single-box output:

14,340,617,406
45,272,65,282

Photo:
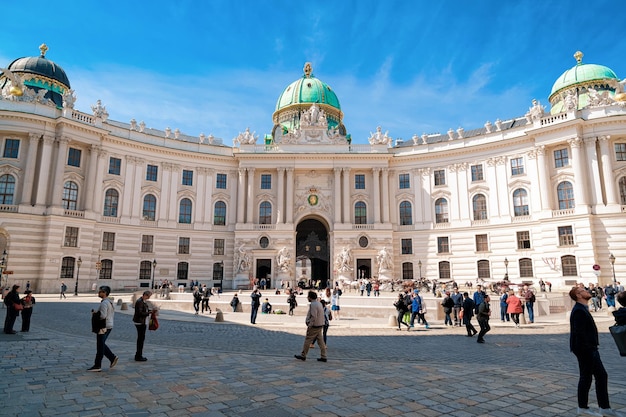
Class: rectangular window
146,164,158,181
3,138,20,158
554,148,569,168
141,235,154,253
511,157,525,176
471,165,484,182
67,148,81,167
102,232,115,251
214,239,225,255
616,143,626,161
64,226,79,247
355,174,365,189
178,237,190,254
261,174,271,189
434,169,446,186
516,231,531,249
399,173,410,189
475,234,488,252
108,157,121,175
182,170,193,186
401,238,412,255
216,173,227,189
437,236,449,254
558,226,574,246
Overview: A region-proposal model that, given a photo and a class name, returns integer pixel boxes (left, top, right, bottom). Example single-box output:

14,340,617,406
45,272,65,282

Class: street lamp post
418,260,422,279
151,259,157,290
74,257,82,296
609,253,616,285
504,258,509,280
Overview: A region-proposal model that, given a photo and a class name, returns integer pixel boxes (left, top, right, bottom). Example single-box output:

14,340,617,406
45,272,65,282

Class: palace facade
0,46,625,293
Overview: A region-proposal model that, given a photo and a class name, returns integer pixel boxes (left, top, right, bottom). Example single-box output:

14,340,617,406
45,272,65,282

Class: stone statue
376,247,392,273
233,128,258,146
139,121,146,133
91,100,109,121
335,247,353,273
62,89,76,109
1,67,24,98
130,119,137,131
527,99,545,121
234,244,251,273
174,128,181,139
563,91,578,111
368,126,391,145
165,127,171,138
276,247,292,272
199,133,206,144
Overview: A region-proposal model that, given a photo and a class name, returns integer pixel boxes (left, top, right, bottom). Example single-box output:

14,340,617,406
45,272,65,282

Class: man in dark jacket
462,292,477,337
133,290,152,361
476,295,491,343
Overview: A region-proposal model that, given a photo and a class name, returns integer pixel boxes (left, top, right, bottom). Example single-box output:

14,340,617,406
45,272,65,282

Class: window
141,235,154,253
620,177,626,205
477,260,490,279
435,198,449,223
615,143,626,161
439,261,451,280
177,261,189,281
64,226,79,247
557,181,575,209
437,236,449,254
519,258,534,278
213,262,224,281
60,257,75,279
401,238,412,255
62,181,79,210
399,173,410,189
472,194,487,220
182,170,193,186
558,226,574,246
146,164,158,181
102,232,115,251
259,201,272,224
178,237,190,254
561,255,578,276
434,169,446,186
554,148,569,168
216,173,227,189
512,189,529,216
516,231,531,249
261,174,271,190
99,259,113,280
355,174,365,189
67,148,81,167
214,239,225,255
354,201,367,224
475,234,488,252
471,164,484,181
399,201,412,225
108,157,121,175
402,262,414,280
139,260,152,280
142,194,157,221
511,157,524,176
214,201,226,225
3,138,19,158
178,198,192,223
0,174,15,204
103,189,119,217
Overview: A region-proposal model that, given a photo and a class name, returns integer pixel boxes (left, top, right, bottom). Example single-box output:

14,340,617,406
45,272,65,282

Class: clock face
308,194,318,206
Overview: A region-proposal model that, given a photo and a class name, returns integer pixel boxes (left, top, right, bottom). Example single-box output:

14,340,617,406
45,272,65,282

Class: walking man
133,290,152,362
60,282,67,299
476,294,491,343
451,287,463,326
294,291,327,362
88,286,118,372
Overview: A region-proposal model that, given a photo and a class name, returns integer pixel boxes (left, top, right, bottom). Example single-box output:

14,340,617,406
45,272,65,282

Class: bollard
388,314,398,327
215,309,224,322
120,302,128,310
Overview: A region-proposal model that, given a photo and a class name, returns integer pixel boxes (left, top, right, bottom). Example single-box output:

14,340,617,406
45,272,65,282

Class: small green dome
275,63,341,111
550,51,618,97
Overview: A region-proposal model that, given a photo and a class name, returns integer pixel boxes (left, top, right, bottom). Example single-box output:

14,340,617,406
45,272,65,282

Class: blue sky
1,1,625,145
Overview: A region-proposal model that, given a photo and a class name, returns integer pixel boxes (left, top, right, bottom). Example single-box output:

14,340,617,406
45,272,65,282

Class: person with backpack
394,293,410,330
88,286,118,372
499,289,510,322
230,294,239,312
192,286,202,315
287,292,298,316
201,284,212,314
524,285,536,323
441,291,454,326
409,289,430,330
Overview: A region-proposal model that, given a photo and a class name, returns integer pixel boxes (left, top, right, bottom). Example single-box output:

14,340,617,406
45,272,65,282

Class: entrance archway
296,218,330,288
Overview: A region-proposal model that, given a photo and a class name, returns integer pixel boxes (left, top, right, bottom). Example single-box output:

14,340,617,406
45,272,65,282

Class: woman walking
506,289,523,328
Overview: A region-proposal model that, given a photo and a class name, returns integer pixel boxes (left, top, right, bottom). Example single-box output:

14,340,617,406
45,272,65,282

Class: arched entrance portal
296,218,330,289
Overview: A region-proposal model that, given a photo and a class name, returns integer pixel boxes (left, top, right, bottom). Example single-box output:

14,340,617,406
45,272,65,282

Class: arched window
0,174,16,205
399,201,412,225
438,261,451,280
139,260,152,280
214,201,226,225
177,261,189,281
619,177,626,205
402,262,414,280
99,259,113,280
519,258,534,278
512,189,529,216
103,189,119,217
561,255,578,276
354,201,367,224
472,194,487,220
179,198,192,223
557,181,575,209
142,194,157,221
62,181,79,210
477,259,490,279
60,256,75,279
435,198,448,223
259,201,272,224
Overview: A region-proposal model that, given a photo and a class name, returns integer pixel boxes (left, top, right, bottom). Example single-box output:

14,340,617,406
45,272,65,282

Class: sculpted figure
335,247,353,273
91,100,109,121
276,247,292,272
376,247,392,273
235,244,251,273
62,89,76,109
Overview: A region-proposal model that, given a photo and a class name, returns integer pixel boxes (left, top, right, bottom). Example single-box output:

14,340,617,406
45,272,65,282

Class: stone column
237,168,246,224
568,137,589,207
381,168,390,223
159,163,171,221
131,158,145,219
228,169,238,226
277,168,285,224
195,167,206,223
286,168,294,224
20,133,40,206
204,168,215,225
342,168,350,223
91,147,106,215
51,137,70,207
83,144,99,211
122,156,136,218
372,168,381,224
333,168,342,223
599,136,618,205
584,137,603,207
246,168,255,224
168,164,181,221
34,135,55,207
535,146,551,210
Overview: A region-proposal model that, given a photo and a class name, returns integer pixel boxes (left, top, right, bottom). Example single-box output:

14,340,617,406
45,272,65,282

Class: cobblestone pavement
1,293,625,417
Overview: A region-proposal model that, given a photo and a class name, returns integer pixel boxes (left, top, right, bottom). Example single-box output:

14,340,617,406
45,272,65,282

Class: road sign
593,264,601,271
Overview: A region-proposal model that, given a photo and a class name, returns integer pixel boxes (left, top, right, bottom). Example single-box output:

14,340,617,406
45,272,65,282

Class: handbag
149,311,159,331
459,309,464,319
14,303,24,311
609,324,626,357
91,311,106,333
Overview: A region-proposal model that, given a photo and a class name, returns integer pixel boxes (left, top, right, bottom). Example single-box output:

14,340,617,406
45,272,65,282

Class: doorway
256,258,272,289
356,259,371,280
296,218,329,288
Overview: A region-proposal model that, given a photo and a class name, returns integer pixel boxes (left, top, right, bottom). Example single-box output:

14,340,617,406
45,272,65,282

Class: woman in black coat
3,284,21,334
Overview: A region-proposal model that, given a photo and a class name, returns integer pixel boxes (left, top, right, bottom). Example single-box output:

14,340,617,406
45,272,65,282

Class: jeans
500,304,510,321
477,318,490,341
251,306,259,324
453,306,462,325
444,311,452,325
135,323,147,359
574,349,610,409
607,295,616,308
94,329,115,368
525,302,534,323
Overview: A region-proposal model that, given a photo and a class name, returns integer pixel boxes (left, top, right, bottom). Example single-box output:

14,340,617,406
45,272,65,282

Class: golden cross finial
39,44,48,57
574,51,583,65
303,62,313,78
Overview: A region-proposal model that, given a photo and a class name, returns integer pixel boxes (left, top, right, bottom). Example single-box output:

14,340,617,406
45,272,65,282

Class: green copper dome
550,51,617,96
275,63,341,111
